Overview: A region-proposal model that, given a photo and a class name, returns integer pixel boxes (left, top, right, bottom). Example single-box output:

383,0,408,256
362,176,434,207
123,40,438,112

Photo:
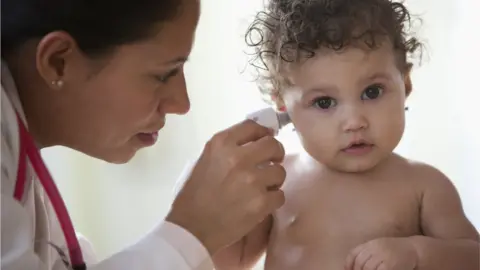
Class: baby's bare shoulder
394,154,452,189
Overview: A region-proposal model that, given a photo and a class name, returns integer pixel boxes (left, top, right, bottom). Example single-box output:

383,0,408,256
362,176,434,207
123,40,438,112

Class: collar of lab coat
1,59,100,266
1,59,28,126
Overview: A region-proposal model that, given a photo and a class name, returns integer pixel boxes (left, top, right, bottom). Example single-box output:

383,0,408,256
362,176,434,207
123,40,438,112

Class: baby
213,0,480,269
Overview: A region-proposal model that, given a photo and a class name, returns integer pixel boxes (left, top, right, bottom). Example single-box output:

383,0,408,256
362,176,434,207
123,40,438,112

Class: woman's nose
160,73,191,115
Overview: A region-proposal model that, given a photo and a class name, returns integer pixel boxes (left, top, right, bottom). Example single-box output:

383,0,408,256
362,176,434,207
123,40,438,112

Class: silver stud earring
52,80,64,88
405,106,409,111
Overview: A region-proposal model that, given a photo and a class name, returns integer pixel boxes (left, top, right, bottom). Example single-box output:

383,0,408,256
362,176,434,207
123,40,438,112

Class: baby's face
282,44,410,173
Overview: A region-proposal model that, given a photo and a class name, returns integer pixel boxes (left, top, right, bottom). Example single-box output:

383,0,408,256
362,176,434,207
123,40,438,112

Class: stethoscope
12,113,87,270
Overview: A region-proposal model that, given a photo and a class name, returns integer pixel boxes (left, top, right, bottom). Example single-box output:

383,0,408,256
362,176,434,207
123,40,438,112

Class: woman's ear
35,31,82,90
404,63,413,97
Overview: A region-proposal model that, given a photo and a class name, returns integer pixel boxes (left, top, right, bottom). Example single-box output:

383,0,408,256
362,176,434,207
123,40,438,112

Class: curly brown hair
245,0,423,105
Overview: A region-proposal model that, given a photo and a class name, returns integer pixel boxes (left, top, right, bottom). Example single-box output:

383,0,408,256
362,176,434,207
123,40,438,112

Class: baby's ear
404,63,413,97
271,92,286,112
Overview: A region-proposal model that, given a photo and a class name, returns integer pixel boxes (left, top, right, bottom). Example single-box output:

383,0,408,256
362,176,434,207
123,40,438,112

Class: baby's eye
313,97,337,109
361,84,384,100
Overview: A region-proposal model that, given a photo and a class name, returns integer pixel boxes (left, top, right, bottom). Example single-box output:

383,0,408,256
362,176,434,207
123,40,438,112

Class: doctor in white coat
1,0,286,269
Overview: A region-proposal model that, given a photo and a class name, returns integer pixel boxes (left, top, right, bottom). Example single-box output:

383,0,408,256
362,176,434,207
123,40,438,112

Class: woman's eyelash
155,68,180,83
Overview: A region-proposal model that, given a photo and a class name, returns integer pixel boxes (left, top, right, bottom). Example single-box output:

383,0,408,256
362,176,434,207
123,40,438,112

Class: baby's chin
328,160,381,174
307,151,391,174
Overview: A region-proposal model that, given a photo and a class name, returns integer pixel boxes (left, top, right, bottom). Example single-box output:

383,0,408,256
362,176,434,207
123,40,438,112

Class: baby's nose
341,106,368,132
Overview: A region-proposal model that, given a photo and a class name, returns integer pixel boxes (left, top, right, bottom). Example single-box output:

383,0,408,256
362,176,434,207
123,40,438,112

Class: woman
1,0,286,269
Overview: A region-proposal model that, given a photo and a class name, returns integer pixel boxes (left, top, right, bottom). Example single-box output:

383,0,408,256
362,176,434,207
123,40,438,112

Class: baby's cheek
297,127,337,161
371,111,405,150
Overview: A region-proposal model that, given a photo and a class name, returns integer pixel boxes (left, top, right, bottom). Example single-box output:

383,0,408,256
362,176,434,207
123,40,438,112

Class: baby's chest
272,178,422,246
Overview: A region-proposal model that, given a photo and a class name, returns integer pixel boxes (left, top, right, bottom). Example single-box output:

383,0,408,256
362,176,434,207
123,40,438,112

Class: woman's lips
136,132,158,146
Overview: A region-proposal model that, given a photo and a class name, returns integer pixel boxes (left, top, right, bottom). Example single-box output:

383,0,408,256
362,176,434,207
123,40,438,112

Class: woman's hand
165,120,286,255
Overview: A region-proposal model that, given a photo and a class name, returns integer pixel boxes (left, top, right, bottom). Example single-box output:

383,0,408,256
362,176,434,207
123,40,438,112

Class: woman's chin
74,138,150,164
107,148,140,164
86,145,140,164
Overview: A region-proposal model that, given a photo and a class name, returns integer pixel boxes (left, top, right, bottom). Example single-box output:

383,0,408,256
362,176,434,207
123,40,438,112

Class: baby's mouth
347,142,372,149
342,141,374,154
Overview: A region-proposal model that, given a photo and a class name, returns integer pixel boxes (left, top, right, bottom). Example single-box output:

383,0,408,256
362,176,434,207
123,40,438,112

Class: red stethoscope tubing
12,113,86,269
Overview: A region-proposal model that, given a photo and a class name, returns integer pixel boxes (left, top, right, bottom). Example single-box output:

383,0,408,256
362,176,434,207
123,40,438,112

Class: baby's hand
344,237,418,270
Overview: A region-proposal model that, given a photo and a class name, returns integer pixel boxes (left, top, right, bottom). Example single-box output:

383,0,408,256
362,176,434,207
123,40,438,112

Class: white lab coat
0,60,215,270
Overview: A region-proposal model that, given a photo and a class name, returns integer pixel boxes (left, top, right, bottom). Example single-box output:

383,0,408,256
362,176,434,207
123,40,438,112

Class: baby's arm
212,215,272,270
412,165,479,270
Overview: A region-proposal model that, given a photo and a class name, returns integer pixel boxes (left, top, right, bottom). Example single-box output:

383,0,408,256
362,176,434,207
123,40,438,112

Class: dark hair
1,0,182,58
245,0,423,100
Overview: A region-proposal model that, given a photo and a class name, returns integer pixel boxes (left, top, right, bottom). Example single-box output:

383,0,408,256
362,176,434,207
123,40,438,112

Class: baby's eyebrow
300,71,395,96
304,84,339,96
365,72,394,82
